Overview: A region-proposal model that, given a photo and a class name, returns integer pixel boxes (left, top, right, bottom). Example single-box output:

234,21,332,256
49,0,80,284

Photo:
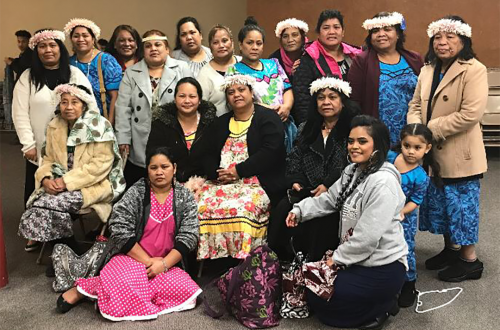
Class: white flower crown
426,18,472,38
54,84,95,106
64,18,101,39
29,30,65,50
219,74,257,92
275,18,309,38
362,12,405,30
309,77,352,97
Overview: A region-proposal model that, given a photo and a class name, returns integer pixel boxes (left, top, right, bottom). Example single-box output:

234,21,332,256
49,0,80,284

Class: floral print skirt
197,180,271,260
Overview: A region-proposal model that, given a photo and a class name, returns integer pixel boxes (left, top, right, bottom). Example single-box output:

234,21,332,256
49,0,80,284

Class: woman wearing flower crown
64,18,122,124
267,76,359,262
408,16,488,283
12,28,96,253
348,11,423,146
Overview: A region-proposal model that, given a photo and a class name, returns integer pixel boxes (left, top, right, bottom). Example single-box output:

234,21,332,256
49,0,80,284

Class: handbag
51,237,109,292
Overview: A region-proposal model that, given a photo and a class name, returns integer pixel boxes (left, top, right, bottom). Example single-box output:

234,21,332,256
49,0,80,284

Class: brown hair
142,29,169,48
208,24,233,44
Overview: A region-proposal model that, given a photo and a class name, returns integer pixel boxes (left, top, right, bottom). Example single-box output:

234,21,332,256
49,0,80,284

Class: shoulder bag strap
97,53,108,119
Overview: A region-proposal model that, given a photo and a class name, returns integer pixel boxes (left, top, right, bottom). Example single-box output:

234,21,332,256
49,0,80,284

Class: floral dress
197,115,271,259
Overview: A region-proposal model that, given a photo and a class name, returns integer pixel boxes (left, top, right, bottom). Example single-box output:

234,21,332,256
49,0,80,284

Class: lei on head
309,76,352,97
220,74,257,92
275,18,309,38
54,84,95,106
362,12,406,31
29,30,65,50
426,18,472,38
64,18,101,39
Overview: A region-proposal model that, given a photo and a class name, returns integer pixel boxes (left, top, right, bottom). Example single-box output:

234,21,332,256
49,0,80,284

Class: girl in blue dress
387,123,440,307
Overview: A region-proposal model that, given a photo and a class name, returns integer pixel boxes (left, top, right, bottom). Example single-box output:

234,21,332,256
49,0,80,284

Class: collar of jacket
429,57,475,99
153,99,216,128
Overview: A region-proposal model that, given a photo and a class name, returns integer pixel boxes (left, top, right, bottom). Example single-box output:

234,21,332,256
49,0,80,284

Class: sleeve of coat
63,141,114,191
34,128,57,189
292,57,316,125
285,144,308,187
12,70,36,154
174,189,199,258
235,112,285,178
407,74,424,124
114,70,134,145
146,120,167,155
427,63,488,140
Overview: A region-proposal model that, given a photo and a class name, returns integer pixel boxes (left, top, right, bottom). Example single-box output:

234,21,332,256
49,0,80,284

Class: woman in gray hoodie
287,115,408,329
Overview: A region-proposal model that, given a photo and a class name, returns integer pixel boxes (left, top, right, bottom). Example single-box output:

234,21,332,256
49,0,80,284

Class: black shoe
425,247,460,270
25,241,41,252
56,293,78,313
398,280,417,308
358,313,389,330
438,258,483,282
45,263,55,278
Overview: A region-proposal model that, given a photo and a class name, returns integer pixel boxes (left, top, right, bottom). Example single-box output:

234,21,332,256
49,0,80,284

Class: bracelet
161,259,168,273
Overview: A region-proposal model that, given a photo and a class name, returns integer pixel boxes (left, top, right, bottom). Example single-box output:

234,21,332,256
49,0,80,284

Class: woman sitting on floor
18,84,124,272
197,74,286,260
57,147,201,321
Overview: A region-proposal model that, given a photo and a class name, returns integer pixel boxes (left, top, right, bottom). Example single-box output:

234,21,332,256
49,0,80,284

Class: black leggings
24,160,38,206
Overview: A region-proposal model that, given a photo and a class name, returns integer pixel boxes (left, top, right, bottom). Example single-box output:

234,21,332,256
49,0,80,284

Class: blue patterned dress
387,150,429,281
378,57,418,146
70,52,122,115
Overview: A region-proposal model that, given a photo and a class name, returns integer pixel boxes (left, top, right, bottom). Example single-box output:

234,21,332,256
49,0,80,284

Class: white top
12,66,96,165
197,55,241,117
171,45,213,78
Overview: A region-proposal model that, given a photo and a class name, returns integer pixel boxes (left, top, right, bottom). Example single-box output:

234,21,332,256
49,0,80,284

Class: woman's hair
364,12,406,51
146,146,176,168
106,24,143,61
395,123,442,187
238,16,266,43
175,16,202,50
208,24,233,44
299,76,360,148
30,29,71,92
424,15,476,64
315,9,344,33
174,77,203,99
55,84,92,115
142,29,169,48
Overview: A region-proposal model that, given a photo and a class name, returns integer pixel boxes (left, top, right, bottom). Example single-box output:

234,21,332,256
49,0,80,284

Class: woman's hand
24,148,37,162
217,167,240,184
119,144,130,157
292,59,301,74
54,177,67,191
311,184,328,197
146,258,165,278
326,257,335,268
292,183,303,191
42,178,64,195
276,104,291,122
286,212,298,227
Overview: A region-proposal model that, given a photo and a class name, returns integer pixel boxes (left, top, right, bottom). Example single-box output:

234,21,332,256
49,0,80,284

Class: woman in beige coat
19,84,125,273
407,16,488,282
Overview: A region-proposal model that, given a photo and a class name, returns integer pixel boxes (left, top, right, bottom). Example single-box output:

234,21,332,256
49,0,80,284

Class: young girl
387,123,438,307
286,115,407,329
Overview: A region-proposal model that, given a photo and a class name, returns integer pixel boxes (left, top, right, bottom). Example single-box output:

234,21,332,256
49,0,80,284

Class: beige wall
0,0,248,79
248,0,500,68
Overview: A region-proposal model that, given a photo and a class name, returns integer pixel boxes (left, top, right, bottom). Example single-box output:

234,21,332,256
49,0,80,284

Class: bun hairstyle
238,16,266,43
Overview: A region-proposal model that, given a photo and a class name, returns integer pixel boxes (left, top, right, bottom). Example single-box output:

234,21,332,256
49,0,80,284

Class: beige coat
407,58,488,178
35,116,115,221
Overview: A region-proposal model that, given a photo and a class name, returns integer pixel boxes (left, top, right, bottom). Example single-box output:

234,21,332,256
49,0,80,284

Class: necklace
77,48,96,77
322,122,335,134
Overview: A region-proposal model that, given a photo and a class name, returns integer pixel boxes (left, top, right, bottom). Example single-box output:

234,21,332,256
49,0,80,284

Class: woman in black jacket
147,77,216,183
268,75,359,261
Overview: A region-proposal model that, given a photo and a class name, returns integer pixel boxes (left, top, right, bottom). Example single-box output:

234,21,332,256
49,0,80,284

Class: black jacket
11,48,33,82
204,105,287,203
147,100,216,182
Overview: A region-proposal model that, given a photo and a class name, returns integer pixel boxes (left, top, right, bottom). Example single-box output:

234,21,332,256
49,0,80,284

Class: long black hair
29,29,71,92
364,12,406,51
298,76,360,149
175,16,202,51
394,123,442,187
238,16,266,43
424,15,476,64
105,24,143,61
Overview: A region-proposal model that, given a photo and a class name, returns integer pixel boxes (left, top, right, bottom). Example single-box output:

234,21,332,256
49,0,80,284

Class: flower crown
275,18,309,38
426,18,472,38
220,74,257,91
309,77,352,97
64,18,101,39
28,30,65,50
54,84,95,106
362,12,406,31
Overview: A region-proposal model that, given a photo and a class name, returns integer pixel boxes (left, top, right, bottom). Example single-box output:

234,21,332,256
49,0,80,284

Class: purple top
139,189,175,257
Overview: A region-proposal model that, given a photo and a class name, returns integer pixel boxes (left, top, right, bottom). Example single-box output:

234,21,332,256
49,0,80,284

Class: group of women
11,9,488,329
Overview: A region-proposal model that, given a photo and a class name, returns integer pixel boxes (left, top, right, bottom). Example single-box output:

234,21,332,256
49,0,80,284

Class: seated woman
57,147,201,321
267,76,359,261
18,84,125,263
286,115,407,329
197,74,286,260
147,77,216,183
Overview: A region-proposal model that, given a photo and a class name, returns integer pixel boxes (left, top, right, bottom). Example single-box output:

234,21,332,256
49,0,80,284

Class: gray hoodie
291,162,408,269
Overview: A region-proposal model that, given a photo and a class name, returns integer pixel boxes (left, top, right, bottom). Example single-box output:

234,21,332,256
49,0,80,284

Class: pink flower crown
54,84,95,106
64,18,101,39
29,30,65,50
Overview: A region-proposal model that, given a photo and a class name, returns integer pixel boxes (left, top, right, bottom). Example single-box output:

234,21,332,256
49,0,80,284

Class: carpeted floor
1,131,498,330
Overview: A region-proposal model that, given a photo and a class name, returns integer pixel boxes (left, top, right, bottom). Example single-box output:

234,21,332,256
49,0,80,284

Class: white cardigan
12,66,96,165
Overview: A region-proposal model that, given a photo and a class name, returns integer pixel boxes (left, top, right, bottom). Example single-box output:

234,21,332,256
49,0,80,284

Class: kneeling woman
58,147,201,321
18,84,124,257
198,74,286,260
287,116,407,329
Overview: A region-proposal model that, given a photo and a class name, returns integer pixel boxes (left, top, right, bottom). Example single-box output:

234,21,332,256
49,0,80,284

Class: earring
346,154,352,164
368,150,380,166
